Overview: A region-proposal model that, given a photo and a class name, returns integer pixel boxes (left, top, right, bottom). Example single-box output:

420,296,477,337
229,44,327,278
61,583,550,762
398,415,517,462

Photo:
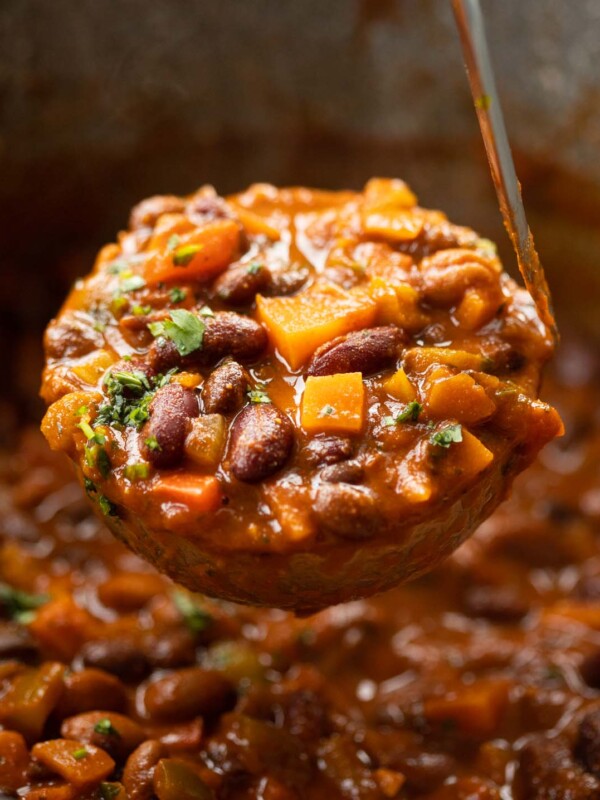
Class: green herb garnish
169,287,187,304
318,404,336,417
72,747,89,760
430,423,463,449
172,590,213,634
119,275,146,293
94,718,120,737
248,388,271,404
100,784,121,800
97,495,118,517
167,234,181,252
246,262,262,275
123,462,151,481
198,305,215,317
0,584,49,624
383,401,423,427
132,304,153,316
172,244,203,266
148,309,205,357
144,435,161,451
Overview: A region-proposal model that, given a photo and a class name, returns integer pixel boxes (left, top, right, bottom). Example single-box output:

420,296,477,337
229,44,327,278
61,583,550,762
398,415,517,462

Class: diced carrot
0,731,29,792
0,662,66,742
257,283,376,369
301,373,365,434
31,739,115,788
383,368,417,403
147,213,194,250
426,373,496,425
152,474,223,514
29,597,102,662
145,219,241,285
71,349,116,386
423,679,511,736
234,206,281,240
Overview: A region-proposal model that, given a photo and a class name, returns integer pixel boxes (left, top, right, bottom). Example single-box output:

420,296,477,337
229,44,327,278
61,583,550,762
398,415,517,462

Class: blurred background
1,0,600,438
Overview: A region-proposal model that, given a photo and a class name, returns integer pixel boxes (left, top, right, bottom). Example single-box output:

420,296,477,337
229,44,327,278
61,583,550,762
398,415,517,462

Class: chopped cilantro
105,370,150,395
198,305,215,317
144,435,161,451
167,234,181,252
0,584,49,624
430,423,463,449
84,477,97,495
172,590,213,634
148,309,205,356
107,260,129,275
246,262,263,275
383,401,423,427
94,718,120,737
318,404,336,417
77,419,106,445
124,462,151,481
76,405,89,417
100,784,121,800
248,388,271,404
132,304,152,316
97,495,118,517
120,275,146,293
169,287,187,304
172,243,203,266
72,747,89,761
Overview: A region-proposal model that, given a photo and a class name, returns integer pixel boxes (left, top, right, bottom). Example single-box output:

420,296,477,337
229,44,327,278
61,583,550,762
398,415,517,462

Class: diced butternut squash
71,349,116,386
152,474,223,514
442,430,494,479
374,768,406,798
362,209,424,242
257,283,376,369
31,739,115,788
29,597,102,662
541,601,600,629
403,347,485,374
25,783,77,800
423,679,511,736
263,482,316,547
384,368,417,403
233,206,281,240
455,288,497,331
171,371,203,389
0,731,29,793
41,391,102,454
393,283,429,331
301,373,365,434
145,219,241,285
184,415,227,469
364,177,418,209
0,662,66,742
426,373,496,425
368,277,427,330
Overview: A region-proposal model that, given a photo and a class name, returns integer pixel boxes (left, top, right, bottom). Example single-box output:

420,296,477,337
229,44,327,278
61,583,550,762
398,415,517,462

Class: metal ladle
451,0,558,345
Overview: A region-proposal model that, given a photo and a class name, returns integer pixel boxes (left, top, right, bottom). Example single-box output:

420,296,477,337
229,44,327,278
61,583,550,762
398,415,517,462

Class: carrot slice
152,474,223,514
301,373,365,434
145,219,241,285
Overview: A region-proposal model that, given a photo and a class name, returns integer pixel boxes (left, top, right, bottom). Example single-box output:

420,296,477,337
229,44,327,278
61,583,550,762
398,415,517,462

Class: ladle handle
451,0,558,345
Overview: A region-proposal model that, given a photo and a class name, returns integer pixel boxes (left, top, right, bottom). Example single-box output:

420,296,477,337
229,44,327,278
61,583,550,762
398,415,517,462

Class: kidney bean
148,313,267,374
80,637,151,682
0,622,39,663
142,629,197,670
186,192,231,225
313,483,379,539
229,404,294,483
129,195,185,230
580,650,600,690
307,326,403,377
214,263,271,306
44,312,104,360
575,709,600,777
57,668,127,717
202,361,250,414
303,435,354,467
462,585,528,623
519,735,600,800
140,383,199,468
97,572,168,613
267,265,309,296
144,668,234,722
320,460,364,484
123,740,167,800
61,710,146,761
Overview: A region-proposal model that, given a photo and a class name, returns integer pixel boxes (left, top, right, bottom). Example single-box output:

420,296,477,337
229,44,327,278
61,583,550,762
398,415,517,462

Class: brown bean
0,622,39,663
144,668,234,722
303,435,354,467
520,735,600,799
313,483,379,539
185,192,231,225
214,263,271,306
142,629,197,670
97,572,168,613
307,326,403,377
580,650,600,690
44,312,104,360
267,265,309,296
229,404,294,483
320,460,364,484
461,585,528,623
420,249,501,307
61,711,146,761
129,195,185,229
123,740,167,800
576,709,600,777
140,383,199,468
202,361,250,414
80,637,151,682
57,668,127,717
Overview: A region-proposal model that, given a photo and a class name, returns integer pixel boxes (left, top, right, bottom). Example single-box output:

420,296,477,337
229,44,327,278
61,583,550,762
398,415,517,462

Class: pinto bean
320,460,364,484
575,709,600,777
307,326,403,377
44,312,104,360
229,404,294,483
57,669,127,717
140,383,199,468
313,483,379,539
80,637,151,682
214,263,271,306
143,668,234,722
61,711,146,761
123,740,167,800
303,436,354,467
129,195,185,230
202,361,250,414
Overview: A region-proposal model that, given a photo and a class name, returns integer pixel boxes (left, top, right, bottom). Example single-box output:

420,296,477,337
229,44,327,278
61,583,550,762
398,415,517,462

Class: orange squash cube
426,373,496,425
301,373,365,434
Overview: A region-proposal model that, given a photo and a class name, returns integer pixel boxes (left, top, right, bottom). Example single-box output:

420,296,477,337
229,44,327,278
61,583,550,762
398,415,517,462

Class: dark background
1,0,600,435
